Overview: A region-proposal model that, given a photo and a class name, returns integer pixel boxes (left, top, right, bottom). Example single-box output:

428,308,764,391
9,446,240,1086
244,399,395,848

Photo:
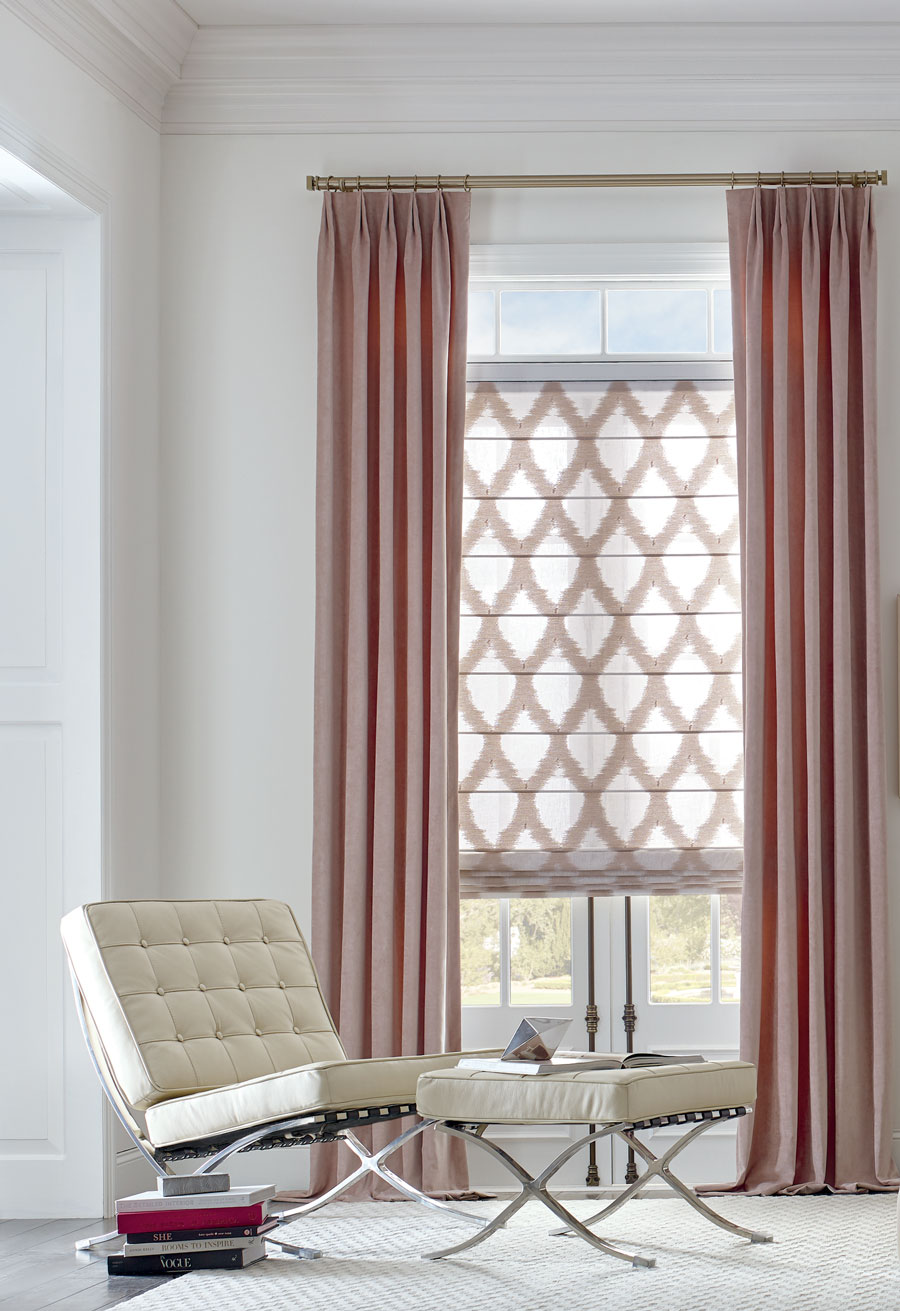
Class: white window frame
460,243,741,1187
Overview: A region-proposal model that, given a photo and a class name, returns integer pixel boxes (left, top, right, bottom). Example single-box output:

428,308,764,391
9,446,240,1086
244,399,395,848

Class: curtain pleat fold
308,190,470,1199
726,185,896,1193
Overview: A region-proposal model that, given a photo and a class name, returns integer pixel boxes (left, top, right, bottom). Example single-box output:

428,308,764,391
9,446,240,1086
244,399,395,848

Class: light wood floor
0,1219,171,1310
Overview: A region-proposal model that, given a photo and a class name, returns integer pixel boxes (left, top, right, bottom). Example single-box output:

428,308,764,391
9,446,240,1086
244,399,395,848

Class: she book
126,1219,276,1244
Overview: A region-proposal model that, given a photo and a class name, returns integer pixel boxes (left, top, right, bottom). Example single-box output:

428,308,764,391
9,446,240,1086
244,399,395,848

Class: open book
457,1051,706,1076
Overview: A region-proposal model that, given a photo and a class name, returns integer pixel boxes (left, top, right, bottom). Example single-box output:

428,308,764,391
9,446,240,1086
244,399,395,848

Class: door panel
0,222,103,1218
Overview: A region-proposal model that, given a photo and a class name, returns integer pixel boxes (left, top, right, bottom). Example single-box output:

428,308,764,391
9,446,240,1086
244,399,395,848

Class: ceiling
176,0,900,23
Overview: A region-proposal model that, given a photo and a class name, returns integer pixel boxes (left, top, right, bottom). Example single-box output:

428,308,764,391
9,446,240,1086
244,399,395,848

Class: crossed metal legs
555,1120,773,1247
275,1117,488,1231
422,1122,655,1267
423,1111,773,1266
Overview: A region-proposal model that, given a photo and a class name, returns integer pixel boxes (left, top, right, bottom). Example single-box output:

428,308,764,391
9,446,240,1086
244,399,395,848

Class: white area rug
124,1196,899,1311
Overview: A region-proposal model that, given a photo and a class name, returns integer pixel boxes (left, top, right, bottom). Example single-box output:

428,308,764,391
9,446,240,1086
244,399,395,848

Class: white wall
0,7,160,1214
0,5,161,903
159,128,900,1146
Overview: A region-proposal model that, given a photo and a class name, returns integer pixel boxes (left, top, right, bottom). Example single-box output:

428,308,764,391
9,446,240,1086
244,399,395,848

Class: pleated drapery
727,185,896,1193
307,190,471,1198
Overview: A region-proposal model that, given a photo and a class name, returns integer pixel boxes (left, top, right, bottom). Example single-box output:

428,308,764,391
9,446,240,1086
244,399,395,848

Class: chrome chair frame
422,1106,773,1267
69,972,486,1261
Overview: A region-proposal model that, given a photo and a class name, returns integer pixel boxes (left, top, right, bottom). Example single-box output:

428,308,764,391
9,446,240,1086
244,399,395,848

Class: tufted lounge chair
61,898,489,1258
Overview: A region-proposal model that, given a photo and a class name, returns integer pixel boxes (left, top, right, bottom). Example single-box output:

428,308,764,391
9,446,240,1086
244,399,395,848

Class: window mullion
711,892,722,1005
499,897,511,1008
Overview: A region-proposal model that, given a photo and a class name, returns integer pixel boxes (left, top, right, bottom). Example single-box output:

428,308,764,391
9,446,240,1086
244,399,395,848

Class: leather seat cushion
415,1061,757,1126
144,1052,473,1146
61,900,347,1110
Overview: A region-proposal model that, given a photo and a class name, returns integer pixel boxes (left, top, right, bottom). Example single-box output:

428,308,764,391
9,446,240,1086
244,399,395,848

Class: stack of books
108,1174,278,1276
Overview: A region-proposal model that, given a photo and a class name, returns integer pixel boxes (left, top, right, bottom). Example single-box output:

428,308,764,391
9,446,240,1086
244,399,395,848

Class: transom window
468,282,733,361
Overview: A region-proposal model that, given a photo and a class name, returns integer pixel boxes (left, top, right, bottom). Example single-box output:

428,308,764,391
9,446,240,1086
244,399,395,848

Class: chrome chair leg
275,1119,488,1230
75,1228,122,1253
421,1123,654,1267
618,1127,773,1244
552,1116,772,1246
263,1235,322,1260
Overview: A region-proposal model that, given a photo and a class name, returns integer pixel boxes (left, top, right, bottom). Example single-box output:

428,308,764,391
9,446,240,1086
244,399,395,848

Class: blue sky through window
500,290,602,354
607,288,707,353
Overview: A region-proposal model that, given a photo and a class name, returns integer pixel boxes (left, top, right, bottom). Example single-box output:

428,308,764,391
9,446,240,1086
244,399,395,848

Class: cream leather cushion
145,1051,469,1147
61,900,346,1111
416,1060,757,1126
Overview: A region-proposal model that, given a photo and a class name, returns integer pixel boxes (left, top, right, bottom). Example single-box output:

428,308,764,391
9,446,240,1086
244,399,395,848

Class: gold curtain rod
308,170,887,193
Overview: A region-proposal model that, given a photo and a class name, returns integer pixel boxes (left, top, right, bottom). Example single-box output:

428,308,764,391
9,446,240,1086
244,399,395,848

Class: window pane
509,898,572,1006
649,895,711,1003
607,288,708,354
460,899,501,1005
500,290,601,355
720,892,741,1003
713,288,733,354
468,289,496,356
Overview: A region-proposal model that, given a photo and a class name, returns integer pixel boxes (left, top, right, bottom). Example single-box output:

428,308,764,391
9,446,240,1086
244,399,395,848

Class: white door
0,212,104,1218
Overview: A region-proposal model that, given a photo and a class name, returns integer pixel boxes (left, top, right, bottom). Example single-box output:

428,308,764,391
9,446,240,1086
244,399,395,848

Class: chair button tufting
198,983,207,992
293,1026,301,1035
223,936,231,945
238,982,246,991
216,1031,223,1039
182,937,190,945
278,980,286,989
157,986,165,995
255,1028,263,1036
176,1034,184,1042
140,939,148,948
262,936,269,944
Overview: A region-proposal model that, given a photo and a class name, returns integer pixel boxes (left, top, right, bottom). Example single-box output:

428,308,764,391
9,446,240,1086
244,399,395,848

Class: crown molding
3,0,196,131
162,22,900,134
5,12,900,136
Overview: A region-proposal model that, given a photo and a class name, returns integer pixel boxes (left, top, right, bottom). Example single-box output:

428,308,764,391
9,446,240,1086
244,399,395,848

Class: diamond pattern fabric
459,380,743,898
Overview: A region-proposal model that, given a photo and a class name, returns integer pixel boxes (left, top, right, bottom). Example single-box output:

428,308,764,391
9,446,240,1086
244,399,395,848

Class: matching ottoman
416,1059,773,1267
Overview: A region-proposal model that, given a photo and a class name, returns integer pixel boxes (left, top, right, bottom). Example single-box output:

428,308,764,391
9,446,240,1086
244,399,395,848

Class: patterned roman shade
458,379,743,898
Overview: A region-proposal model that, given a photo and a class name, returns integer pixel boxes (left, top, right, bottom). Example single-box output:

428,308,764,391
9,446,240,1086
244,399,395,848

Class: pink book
117,1204,268,1235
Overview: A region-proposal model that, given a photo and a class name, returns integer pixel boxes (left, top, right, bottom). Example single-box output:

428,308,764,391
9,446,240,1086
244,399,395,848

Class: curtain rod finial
307,176,318,191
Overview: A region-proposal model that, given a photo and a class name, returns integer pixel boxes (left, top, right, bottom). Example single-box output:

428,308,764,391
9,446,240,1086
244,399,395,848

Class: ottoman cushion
416,1060,756,1126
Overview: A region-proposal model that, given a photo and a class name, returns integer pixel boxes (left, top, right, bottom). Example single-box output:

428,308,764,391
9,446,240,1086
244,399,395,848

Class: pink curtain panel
727,184,896,1193
307,189,471,1199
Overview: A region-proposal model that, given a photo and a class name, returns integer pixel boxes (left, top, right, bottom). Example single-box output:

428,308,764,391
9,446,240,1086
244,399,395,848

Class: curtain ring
437,173,443,191
756,170,761,188
808,170,813,187
386,174,392,192
356,175,361,192
464,174,471,192
835,169,840,188
780,170,785,188
413,174,418,192
326,175,334,192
